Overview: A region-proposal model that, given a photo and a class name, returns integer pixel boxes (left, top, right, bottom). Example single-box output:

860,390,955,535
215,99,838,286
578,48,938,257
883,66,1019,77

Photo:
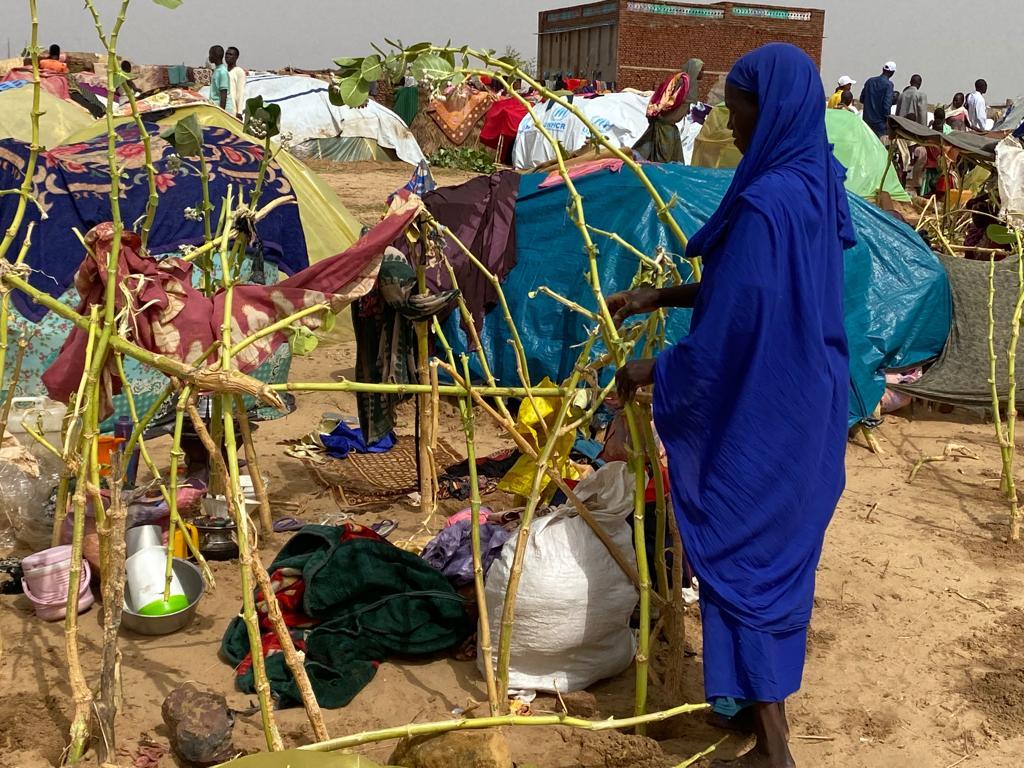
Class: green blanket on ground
221,525,472,708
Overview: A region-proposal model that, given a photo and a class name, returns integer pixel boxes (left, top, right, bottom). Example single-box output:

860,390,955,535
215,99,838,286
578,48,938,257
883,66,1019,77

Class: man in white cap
860,62,897,137
827,75,856,109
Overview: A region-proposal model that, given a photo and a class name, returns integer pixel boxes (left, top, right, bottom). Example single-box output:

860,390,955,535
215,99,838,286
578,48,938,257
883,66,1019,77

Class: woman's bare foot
709,701,795,768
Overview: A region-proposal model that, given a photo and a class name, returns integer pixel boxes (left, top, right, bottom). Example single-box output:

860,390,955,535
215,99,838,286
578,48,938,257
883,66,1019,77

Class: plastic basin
120,557,204,636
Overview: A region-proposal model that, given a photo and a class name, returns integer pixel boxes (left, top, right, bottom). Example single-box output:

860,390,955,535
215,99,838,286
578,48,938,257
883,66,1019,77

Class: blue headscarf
687,43,855,260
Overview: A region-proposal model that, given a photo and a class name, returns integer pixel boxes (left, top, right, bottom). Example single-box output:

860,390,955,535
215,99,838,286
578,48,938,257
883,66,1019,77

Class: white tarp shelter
204,72,425,165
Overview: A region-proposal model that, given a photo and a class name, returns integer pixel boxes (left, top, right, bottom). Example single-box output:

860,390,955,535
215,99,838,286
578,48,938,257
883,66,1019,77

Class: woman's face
725,83,759,154
953,93,965,108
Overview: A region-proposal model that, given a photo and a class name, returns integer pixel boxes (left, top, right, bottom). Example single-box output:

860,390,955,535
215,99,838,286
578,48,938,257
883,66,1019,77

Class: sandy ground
2,161,1024,768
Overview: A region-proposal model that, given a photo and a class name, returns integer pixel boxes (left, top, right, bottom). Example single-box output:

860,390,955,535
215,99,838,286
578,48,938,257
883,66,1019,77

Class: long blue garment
653,44,854,704
860,75,895,136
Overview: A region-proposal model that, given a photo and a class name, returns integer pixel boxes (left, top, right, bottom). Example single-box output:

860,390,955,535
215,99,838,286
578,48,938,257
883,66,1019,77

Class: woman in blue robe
612,44,855,768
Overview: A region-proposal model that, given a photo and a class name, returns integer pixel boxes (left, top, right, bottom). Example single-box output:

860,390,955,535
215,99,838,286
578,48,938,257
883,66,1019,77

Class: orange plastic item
96,436,125,476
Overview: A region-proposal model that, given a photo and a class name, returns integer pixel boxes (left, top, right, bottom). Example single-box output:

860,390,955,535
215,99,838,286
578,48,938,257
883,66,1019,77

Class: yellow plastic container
172,524,199,559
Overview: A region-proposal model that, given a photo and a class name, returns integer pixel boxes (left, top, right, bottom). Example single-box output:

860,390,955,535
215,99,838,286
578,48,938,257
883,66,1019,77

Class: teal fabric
209,63,231,106
440,165,952,425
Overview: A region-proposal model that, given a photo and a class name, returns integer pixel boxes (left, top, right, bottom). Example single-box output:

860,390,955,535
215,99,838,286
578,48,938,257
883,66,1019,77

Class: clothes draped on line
352,247,460,445
42,194,422,417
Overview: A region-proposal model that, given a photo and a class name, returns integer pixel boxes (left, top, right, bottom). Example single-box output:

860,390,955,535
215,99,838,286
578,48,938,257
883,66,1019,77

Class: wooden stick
296,702,709,754
95,454,128,765
234,396,273,534
459,354,500,715
188,401,329,744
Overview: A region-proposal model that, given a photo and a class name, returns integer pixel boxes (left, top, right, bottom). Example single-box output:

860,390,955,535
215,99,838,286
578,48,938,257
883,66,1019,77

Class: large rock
161,682,235,766
389,730,513,768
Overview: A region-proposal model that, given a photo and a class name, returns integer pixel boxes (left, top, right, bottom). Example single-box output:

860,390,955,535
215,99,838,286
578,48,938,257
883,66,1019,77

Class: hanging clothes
352,248,459,444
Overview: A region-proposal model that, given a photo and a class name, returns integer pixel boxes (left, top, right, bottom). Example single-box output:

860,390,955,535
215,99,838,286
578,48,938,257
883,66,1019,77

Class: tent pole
414,229,436,522
878,134,896,200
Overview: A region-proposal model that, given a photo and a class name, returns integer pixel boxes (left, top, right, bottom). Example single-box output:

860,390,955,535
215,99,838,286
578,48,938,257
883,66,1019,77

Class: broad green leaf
160,113,203,157
410,54,453,83
406,42,433,55
360,55,383,83
333,75,370,108
384,54,404,82
987,224,1019,245
151,0,183,7
288,326,320,356
243,95,281,139
333,57,361,68
441,49,456,68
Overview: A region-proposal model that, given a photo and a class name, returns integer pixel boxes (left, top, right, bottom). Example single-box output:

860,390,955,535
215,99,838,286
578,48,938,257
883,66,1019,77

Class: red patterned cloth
41,193,423,413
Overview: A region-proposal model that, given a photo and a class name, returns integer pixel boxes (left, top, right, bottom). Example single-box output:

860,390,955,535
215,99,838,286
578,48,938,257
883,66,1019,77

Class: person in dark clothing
860,62,897,137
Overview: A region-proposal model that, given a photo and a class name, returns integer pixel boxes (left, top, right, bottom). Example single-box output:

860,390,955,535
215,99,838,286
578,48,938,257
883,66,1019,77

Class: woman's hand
615,359,657,404
606,286,661,327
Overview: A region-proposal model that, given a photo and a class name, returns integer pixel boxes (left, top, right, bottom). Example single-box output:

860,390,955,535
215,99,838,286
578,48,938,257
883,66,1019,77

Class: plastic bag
480,461,639,693
0,435,60,552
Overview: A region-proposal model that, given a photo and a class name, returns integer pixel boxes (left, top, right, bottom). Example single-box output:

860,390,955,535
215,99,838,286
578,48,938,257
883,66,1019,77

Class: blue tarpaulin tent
441,165,952,425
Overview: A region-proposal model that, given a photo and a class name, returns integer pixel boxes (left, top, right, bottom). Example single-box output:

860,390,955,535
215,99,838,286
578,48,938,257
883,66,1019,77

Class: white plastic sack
996,136,1024,230
479,461,639,693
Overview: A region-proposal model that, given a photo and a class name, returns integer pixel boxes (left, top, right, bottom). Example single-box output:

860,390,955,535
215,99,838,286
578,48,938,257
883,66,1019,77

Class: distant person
966,79,989,131
39,43,68,74
922,107,951,195
827,75,856,109
208,45,231,111
553,73,567,91
896,74,927,125
226,46,246,119
860,62,897,137
946,92,969,131
840,89,857,113
634,57,703,162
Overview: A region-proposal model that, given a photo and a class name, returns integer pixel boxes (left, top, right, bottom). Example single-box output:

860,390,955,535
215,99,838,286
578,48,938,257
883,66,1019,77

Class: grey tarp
899,254,1024,406
994,97,1024,133
888,115,1000,162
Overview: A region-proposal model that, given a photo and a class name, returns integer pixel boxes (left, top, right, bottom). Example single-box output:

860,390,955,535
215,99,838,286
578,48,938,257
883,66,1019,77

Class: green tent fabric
296,136,399,162
393,86,420,127
222,525,473,709
693,105,910,201
827,109,911,201
899,254,1024,406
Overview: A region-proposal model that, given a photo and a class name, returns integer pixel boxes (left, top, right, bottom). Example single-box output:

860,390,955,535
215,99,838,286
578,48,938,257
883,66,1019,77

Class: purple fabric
420,520,511,587
418,171,521,329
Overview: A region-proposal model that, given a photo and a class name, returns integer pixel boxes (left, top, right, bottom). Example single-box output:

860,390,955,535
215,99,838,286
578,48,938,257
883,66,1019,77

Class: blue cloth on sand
321,421,396,459
653,44,853,704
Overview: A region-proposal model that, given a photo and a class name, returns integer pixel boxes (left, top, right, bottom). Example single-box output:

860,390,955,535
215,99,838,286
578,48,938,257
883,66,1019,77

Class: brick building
537,1,825,95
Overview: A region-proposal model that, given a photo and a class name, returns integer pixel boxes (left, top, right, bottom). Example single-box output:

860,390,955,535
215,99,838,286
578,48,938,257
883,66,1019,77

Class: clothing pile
222,523,473,709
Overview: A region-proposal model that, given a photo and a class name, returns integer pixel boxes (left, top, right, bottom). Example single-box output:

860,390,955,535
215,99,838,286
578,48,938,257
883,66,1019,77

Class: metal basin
120,557,204,636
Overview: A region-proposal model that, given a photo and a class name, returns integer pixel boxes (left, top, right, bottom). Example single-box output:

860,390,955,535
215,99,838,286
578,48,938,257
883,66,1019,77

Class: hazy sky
5,0,1023,102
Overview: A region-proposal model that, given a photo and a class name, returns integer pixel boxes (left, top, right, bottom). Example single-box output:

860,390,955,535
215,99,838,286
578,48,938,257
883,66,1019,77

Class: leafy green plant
428,146,496,174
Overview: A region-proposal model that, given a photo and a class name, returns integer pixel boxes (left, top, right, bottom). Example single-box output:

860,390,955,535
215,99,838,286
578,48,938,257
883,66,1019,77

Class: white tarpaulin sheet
997,136,1024,229
204,73,425,165
512,100,591,169
513,92,698,169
